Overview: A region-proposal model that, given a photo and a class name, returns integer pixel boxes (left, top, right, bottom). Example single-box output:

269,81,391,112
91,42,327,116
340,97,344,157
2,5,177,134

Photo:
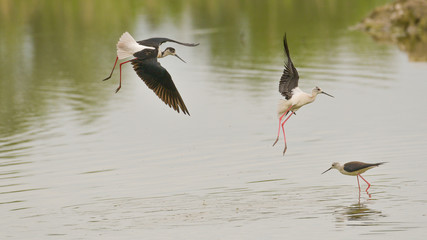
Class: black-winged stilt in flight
103,32,199,115
272,34,334,155
322,161,385,192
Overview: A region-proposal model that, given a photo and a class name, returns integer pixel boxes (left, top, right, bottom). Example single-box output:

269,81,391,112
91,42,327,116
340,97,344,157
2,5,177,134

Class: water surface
1,0,427,239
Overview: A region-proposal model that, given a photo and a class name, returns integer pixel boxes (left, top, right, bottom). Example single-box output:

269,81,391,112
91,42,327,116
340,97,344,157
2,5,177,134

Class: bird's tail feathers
116,32,141,59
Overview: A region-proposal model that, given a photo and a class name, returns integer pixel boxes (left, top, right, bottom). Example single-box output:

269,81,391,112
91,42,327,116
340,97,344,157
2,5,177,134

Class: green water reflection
0,0,391,139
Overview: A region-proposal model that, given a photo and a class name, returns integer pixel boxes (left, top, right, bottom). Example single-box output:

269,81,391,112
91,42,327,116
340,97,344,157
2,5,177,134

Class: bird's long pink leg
115,58,136,93
103,56,119,81
357,175,361,192
272,105,293,146
358,174,371,191
280,113,293,155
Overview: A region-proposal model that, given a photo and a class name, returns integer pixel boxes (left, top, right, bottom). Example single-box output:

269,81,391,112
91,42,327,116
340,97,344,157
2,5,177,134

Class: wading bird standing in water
322,161,385,192
103,32,199,115
272,34,334,155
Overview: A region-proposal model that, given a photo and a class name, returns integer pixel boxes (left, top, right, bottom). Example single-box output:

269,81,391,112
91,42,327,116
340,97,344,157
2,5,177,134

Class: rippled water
1,0,427,239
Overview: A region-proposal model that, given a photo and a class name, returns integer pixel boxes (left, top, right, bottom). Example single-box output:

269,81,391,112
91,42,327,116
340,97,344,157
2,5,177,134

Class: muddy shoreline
355,0,427,61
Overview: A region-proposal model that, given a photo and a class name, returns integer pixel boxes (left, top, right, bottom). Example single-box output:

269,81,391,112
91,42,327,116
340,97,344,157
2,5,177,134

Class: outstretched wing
131,58,190,115
137,37,199,48
279,34,299,100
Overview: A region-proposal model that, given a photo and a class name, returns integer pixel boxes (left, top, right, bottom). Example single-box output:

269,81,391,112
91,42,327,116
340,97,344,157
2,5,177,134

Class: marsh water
1,0,427,239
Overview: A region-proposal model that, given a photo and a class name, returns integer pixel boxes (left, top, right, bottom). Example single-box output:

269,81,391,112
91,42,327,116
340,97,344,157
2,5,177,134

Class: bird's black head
161,47,186,63
164,47,176,54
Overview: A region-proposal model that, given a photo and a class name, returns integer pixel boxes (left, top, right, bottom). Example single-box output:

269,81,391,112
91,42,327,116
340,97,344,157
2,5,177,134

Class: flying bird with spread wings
273,34,334,155
103,32,199,115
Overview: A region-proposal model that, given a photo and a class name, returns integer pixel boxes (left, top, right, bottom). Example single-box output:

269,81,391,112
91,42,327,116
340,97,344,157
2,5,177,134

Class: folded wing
343,161,385,172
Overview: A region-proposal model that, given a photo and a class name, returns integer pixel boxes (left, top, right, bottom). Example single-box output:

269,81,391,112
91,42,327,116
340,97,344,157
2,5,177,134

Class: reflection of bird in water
322,161,385,192
272,34,334,155
334,202,384,226
103,32,199,115
346,203,380,221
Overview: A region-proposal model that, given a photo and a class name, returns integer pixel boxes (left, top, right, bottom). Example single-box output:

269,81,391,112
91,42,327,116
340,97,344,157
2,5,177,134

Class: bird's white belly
277,99,293,118
277,94,311,118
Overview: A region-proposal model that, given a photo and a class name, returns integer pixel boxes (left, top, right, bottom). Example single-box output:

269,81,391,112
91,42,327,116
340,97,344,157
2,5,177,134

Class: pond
1,0,427,239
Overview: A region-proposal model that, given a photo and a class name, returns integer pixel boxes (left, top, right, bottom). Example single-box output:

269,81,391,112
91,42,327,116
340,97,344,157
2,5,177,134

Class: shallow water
1,0,427,239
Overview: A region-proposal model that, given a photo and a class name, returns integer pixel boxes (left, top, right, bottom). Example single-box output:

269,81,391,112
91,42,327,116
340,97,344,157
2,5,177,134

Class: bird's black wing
131,58,190,115
279,34,299,100
137,38,199,48
133,48,158,60
343,162,385,172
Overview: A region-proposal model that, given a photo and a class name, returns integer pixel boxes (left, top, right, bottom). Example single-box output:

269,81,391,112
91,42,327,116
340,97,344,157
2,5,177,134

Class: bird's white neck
305,92,317,104
158,50,164,58
335,164,346,174
311,91,320,98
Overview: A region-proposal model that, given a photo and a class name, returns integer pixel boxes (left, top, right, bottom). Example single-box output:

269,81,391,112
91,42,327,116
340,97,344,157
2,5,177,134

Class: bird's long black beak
321,167,332,174
321,91,334,98
174,54,186,63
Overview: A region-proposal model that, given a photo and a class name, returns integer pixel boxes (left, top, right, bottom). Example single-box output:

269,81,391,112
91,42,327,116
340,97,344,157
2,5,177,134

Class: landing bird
103,32,199,115
272,34,334,155
322,161,386,192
